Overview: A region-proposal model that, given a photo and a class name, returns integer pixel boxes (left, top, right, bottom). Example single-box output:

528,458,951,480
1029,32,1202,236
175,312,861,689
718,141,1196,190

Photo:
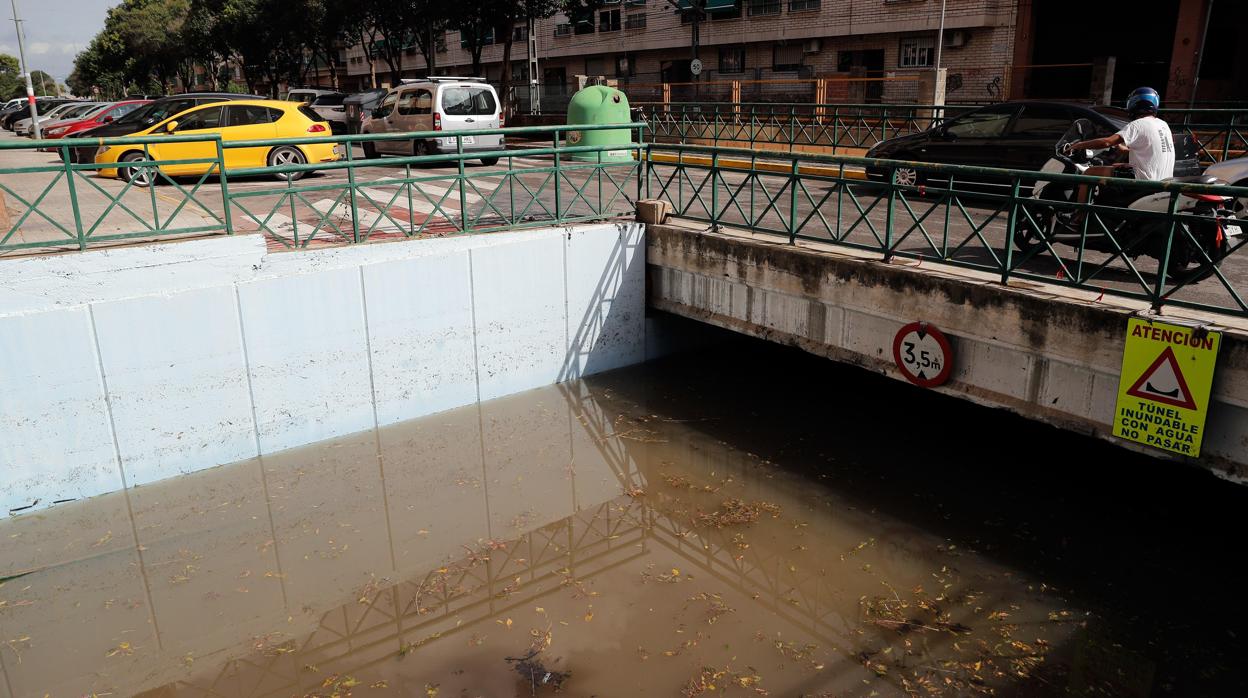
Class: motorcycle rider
1063,87,1175,214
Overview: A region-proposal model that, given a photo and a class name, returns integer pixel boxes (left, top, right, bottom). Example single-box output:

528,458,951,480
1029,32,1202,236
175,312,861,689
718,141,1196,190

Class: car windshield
440,87,496,116
312,94,346,106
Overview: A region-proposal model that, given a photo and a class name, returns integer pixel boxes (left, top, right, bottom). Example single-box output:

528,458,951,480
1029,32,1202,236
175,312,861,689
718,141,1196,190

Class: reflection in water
1,341,1244,696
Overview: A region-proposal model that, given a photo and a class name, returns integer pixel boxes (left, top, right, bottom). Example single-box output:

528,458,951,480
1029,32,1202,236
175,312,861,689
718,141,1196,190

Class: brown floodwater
2,332,1246,697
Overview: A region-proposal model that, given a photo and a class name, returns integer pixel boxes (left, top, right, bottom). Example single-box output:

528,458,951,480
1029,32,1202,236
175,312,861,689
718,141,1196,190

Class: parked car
14,102,95,136
39,99,152,148
65,92,262,164
360,77,503,165
3,98,74,130
864,100,1202,186
32,103,112,136
95,99,341,186
308,92,348,134
285,87,337,104
342,88,387,134
1204,155,1248,216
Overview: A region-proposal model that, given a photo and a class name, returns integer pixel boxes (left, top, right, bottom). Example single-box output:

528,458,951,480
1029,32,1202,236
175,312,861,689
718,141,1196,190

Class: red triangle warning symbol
1126,346,1197,410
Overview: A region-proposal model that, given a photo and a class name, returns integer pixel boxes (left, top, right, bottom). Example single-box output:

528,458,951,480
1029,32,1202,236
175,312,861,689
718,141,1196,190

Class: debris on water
681,665,768,696
694,498,782,528
506,647,570,694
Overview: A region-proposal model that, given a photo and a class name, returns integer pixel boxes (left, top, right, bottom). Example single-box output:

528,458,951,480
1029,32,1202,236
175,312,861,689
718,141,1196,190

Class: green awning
676,0,736,10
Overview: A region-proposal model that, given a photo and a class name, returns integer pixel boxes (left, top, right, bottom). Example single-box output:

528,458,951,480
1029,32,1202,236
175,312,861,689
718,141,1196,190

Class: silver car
14,102,90,136
360,77,503,165
1205,156,1248,216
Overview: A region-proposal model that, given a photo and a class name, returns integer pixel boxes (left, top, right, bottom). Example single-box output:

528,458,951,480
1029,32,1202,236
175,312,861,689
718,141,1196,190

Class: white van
360,77,503,165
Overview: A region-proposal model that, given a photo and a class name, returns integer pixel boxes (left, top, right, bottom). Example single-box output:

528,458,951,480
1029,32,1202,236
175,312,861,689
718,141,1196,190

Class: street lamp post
8,0,40,139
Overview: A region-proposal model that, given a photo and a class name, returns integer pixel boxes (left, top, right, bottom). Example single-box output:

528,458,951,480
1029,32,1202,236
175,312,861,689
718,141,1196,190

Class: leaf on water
584,607,594,622
370,680,389,689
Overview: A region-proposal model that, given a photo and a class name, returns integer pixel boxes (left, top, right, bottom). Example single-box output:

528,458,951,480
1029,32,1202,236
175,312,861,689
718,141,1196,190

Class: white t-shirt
1117,115,1175,181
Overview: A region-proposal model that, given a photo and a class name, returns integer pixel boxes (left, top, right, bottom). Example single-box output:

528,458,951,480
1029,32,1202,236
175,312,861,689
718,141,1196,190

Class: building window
436,34,447,52
788,0,819,10
555,23,572,37
513,25,529,41
718,47,746,74
772,44,803,71
512,63,529,82
615,53,637,77
625,0,645,5
899,36,935,68
586,57,606,76
625,12,646,28
747,0,781,16
599,9,621,31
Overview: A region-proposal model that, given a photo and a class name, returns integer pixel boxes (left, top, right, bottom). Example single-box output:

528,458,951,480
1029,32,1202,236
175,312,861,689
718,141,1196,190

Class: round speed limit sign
892,322,953,388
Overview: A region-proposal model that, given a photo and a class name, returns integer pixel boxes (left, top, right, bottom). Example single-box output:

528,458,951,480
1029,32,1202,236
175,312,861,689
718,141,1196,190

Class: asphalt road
1,129,1243,316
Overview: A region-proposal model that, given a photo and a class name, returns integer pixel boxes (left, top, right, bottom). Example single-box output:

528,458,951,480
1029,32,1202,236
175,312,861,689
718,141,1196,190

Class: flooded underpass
2,329,1246,697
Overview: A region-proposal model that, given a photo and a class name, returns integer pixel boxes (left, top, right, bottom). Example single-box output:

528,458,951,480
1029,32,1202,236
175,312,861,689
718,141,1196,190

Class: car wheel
119,151,155,188
892,165,924,187
268,146,307,181
480,157,499,166
414,140,429,158
362,141,378,159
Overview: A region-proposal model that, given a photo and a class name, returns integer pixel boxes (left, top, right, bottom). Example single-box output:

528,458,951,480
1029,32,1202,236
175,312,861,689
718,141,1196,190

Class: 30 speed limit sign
892,322,953,388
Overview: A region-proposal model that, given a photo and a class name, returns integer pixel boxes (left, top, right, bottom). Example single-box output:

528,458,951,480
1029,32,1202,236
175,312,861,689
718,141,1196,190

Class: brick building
331,0,1240,109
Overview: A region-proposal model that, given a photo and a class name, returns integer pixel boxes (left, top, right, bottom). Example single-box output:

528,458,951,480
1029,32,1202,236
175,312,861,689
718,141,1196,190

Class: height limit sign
892,322,953,388
1113,318,1220,457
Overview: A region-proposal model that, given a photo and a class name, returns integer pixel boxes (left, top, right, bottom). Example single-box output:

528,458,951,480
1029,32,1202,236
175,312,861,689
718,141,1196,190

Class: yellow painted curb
645,151,867,180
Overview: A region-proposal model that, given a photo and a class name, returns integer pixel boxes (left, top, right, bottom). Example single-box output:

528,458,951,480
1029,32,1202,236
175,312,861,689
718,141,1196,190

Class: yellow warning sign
1113,318,1220,456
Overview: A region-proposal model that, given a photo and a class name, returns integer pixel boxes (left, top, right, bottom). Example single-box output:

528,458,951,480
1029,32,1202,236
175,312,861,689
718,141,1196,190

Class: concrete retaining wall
0,224,646,514
646,224,1248,480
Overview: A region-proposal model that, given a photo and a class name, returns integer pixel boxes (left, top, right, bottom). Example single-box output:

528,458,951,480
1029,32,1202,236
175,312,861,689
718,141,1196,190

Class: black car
64,92,262,163
864,100,1201,186
2,98,75,130
342,88,388,134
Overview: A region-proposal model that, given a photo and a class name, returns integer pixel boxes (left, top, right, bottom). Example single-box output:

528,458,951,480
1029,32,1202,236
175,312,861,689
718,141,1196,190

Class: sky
0,0,112,83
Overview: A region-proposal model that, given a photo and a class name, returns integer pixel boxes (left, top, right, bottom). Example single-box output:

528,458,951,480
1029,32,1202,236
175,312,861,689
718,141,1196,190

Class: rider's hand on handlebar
1061,142,1076,156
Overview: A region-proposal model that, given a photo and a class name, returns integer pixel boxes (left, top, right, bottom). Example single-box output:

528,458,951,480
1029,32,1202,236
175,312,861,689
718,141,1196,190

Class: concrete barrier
0,223,646,514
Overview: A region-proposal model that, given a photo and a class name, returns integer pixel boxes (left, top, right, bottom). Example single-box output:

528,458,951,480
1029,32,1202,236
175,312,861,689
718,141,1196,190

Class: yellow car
96,99,341,185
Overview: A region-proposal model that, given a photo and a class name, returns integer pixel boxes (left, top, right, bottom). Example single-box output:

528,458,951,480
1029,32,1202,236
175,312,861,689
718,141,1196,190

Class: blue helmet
1126,87,1160,116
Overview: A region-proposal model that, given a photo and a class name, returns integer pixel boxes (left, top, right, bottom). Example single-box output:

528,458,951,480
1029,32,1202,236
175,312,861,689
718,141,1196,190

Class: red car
39,99,152,147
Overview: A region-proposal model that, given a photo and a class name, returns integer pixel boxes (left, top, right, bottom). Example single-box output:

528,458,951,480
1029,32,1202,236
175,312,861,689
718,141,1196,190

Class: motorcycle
1013,119,1240,279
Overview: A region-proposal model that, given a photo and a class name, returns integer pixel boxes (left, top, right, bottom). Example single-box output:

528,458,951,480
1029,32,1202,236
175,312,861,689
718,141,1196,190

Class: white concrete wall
0,224,646,515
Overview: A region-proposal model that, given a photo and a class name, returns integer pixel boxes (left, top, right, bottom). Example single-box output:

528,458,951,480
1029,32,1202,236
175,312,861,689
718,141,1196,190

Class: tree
1,54,21,99
410,0,454,79
496,0,565,116
28,70,58,96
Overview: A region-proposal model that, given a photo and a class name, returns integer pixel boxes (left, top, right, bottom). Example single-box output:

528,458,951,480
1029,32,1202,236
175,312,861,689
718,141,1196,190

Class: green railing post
884,167,897,262
214,137,234,235
710,149,719,225
457,135,468,231
345,141,361,242
1152,191,1182,310
1001,176,1021,285
788,159,799,244
61,145,87,250
553,130,562,220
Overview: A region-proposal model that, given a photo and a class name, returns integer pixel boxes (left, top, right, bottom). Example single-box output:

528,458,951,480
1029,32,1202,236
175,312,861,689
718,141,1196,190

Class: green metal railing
640,103,1248,164
639,103,977,155
643,142,1248,317
0,133,230,252
0,123,643,253
219,123,643,249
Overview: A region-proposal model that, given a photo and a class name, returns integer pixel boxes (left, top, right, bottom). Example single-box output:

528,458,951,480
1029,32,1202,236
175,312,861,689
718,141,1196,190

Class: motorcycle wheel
1179,221,1227,283
1012,187,1068,255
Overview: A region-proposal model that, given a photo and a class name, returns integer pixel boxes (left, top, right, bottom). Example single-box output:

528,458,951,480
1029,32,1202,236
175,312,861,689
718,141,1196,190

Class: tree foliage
67,0,596,100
